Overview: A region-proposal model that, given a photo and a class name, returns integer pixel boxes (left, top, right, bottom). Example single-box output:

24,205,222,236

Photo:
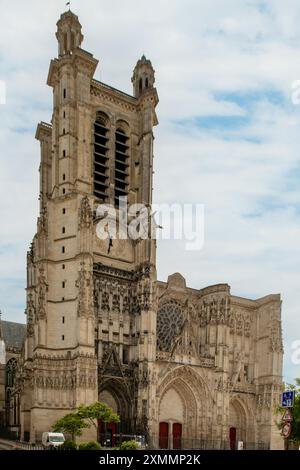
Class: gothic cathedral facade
17,11,284,449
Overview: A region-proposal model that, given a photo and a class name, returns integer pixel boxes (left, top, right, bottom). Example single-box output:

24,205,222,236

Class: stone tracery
156,301,184,352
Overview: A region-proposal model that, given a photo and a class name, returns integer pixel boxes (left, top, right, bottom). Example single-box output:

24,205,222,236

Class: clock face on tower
93,227,134,263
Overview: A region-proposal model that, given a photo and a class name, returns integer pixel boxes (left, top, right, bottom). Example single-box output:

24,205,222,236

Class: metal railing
148,436,269,450
15,441,44,450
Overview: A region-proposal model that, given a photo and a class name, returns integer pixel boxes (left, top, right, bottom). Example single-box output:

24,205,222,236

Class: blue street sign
282,390,295,408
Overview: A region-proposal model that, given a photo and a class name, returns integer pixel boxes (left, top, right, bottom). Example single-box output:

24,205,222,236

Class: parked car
42,432,65,449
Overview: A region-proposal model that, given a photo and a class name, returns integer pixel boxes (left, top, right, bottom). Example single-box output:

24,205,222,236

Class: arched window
5,358,17,388
70,32,75,50
145,77,149,88
63,33,67,55
139,78,143,93
94,112,110,202
114,128,129,207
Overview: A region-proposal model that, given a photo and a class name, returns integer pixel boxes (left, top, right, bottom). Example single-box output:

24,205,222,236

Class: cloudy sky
0,0,300,382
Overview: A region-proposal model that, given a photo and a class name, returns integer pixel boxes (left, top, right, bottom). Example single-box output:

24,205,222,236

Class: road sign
281,390,295,408
281,421,292,438
237,441,244,450
282,409,293,422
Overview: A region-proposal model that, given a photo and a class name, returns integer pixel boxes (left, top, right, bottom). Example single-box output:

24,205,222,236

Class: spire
56,10,84,57
132,55,155,98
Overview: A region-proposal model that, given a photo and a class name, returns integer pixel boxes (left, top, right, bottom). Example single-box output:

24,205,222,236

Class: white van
42,432,65,448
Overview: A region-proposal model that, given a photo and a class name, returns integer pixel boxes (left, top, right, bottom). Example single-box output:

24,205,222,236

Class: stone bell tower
20,9,159,442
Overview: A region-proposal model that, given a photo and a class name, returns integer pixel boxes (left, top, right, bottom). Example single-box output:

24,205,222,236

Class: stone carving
76,261,93,317
37,207,47,235
137,276,152,311
94,263,134,281
199,296,231,327
112,293,120,314
236,313,244,335
157,365,213,406
244,314,251,337
36,266,48,320
27,242,35,264
79,196,93,229
269,313,284,353
94,263,156,318
256,385,274,409
26,291,35,336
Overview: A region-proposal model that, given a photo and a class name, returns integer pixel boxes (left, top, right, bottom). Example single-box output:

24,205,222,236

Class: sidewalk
0,438,17,450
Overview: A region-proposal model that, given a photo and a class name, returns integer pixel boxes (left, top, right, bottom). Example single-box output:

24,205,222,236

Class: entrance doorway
98,420,118,447
159,422,169,449
172,422,182,449
159,421,182,449
229,427,237,450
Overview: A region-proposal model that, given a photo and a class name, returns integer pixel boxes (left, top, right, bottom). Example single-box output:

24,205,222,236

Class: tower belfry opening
93,113,109,202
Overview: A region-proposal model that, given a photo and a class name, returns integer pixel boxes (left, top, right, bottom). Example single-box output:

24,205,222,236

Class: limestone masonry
0,10,284,450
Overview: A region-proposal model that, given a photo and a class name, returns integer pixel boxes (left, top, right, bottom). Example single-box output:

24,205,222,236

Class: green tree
59,439,78,451
52,413,89,441
52,401,120,443
77,402,120,432
275,379,300,443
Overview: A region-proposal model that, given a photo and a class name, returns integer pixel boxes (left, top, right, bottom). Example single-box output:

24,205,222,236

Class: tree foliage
275,379,300,442
52,401,120,442
59,439,78,450
52,413,89,441
78,441,101,450
77,402,120,430
119,440,140,450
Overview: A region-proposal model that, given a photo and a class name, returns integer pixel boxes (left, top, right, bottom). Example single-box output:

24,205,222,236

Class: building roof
1,321,26,351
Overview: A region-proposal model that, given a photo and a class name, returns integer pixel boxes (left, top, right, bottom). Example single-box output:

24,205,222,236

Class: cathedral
2,10,284,449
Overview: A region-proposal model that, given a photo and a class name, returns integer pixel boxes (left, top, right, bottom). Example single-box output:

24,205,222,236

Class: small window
62,264,65,269
63,150,66,157
62,246,65,253
63,173,66,181
62,297,65,301
63,111,66,118
122,346,129,364
63,88,66,99
62,281,65,288
145,77,149,88
62,227,65,234
63,128,66,135
62,208,66,214
62,316,65,324
62,188,65,194
62,335,65,341
139,77,142,93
